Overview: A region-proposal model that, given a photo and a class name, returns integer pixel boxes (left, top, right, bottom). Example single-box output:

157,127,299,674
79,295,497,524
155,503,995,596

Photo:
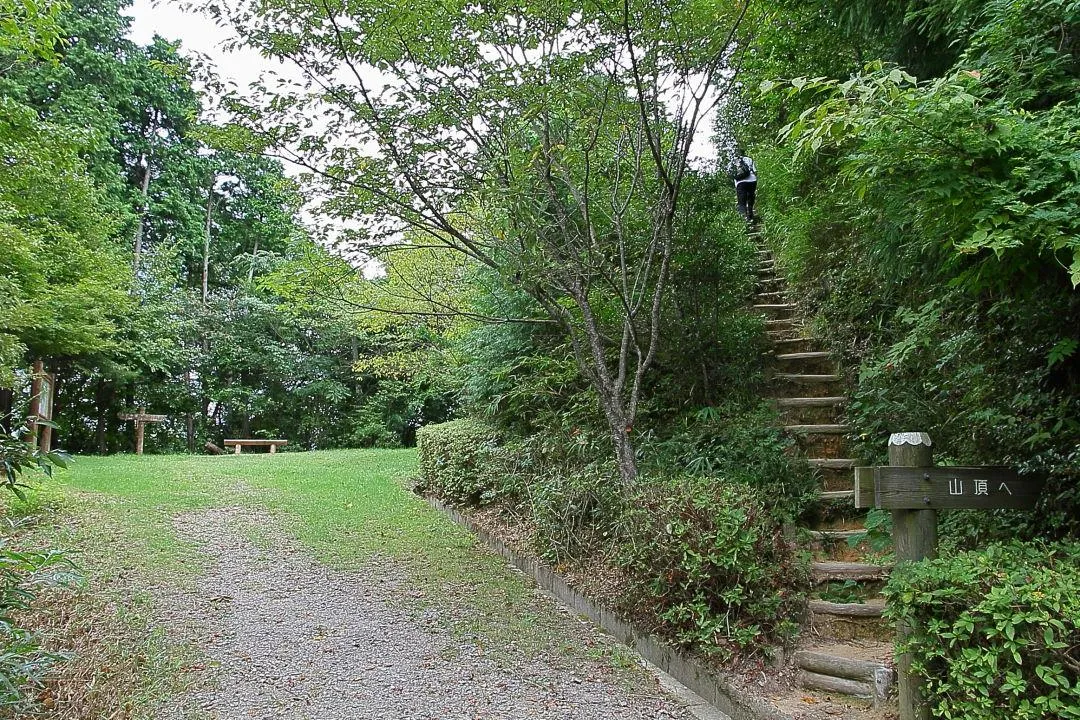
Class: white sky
127,0,263,89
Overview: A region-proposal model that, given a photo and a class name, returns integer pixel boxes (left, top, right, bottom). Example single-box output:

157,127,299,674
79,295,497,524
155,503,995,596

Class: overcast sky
127,0,266,89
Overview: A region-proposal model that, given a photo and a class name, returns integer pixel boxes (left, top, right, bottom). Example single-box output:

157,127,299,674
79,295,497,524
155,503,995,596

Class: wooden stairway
752,243,897,707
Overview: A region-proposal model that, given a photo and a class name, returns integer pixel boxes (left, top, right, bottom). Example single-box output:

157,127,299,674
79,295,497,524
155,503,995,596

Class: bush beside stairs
752,234,898,708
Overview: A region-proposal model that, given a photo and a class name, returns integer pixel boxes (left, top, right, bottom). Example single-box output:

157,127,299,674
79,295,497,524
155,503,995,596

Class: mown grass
5,449,644,718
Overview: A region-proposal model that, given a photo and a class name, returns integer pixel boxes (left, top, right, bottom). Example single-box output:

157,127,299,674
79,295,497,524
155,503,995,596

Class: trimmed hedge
622,476,806,660
415,419,505,505
884,542,1080,719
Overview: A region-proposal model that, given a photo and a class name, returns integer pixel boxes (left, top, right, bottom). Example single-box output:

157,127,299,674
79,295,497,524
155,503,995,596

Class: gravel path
158,507,702,720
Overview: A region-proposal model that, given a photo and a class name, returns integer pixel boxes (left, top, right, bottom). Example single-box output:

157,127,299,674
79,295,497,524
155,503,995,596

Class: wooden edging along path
427,498,792,720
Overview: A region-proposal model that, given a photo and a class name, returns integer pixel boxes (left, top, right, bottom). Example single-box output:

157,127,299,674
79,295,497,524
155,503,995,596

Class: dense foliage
415,419,506,505
416,419,809,660
623,477,806,661
0,0,449,452
884,542,1080,719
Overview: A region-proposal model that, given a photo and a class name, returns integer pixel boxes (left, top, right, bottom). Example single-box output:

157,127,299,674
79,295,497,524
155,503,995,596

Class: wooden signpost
28,360,55,451
855,466,1042,510
854,432,1045,720
117,407,167,456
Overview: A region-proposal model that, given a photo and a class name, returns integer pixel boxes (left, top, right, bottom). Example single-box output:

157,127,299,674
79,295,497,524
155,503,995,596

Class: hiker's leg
736,183,750,219
746,181,757,221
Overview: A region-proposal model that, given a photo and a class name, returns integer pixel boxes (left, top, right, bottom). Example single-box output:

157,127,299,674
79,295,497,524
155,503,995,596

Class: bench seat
223,438,289,454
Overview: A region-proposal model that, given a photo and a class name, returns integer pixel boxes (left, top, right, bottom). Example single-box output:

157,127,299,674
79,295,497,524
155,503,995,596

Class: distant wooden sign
855,466,1042,510
118,407,167,456
28,360,55,451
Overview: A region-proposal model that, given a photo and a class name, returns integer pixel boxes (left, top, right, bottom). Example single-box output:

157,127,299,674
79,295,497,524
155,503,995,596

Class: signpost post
117,407,167,456
28,360,55,451
854,433,1045,720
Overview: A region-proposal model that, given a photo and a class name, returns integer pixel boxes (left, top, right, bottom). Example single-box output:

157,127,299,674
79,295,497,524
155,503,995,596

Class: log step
812,562,891,582
777,397,846,408
753,304,794,311
820,489,855,502
764,319,793,327
774,374,841,383
774,351,832,362
809,599,885,618
808,458,856,469
795,647,891,681
797,671,874,700
784,424,850,434
795,646,895,703
808,528,864,542
756,291,786,301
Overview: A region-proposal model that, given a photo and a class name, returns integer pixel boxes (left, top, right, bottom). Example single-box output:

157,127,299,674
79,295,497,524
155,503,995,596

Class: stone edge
428,497,792,720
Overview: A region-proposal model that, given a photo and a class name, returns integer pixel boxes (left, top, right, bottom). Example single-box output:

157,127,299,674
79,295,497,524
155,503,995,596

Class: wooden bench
223,438,289,455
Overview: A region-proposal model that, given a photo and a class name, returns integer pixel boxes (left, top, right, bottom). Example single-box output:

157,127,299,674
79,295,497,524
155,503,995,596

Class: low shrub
640,402,819,523
415,419,506,505
0,533,79,713
523,461,624,563
622,475,807,660
884,541,1080,719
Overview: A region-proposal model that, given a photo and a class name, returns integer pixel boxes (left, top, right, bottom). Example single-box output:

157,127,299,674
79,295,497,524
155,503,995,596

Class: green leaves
623,476,807,660
885,541,1080,719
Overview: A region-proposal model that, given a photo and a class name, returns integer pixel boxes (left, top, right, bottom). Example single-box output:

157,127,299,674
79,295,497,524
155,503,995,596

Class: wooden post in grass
888,432,934,720
117,407,167,456
28,360,55,451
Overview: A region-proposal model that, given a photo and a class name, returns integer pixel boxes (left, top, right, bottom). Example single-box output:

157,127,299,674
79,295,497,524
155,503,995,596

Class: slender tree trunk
0,387,12,434
133,155,151,273
94,379,113,454
567,285,640,488
202,191,216,303
248,237,258,283
46,368,63,452
184,370,195,452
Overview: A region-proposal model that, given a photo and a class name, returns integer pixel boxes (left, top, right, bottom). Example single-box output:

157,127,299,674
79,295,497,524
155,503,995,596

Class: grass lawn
5,449,638,719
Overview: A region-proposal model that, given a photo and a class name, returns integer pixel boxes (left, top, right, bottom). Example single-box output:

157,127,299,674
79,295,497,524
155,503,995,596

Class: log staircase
752,238,898,708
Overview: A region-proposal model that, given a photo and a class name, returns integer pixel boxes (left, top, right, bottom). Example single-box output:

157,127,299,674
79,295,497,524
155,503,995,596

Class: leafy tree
0,97,129,383
204,0,752,485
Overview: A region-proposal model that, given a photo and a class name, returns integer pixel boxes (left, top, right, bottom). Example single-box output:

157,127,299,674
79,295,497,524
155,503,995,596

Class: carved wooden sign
855,466,1043,510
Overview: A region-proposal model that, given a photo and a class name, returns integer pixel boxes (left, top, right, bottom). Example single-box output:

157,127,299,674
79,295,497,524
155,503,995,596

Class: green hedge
884,542,1080,719
622,476,806,660
415,419,505,505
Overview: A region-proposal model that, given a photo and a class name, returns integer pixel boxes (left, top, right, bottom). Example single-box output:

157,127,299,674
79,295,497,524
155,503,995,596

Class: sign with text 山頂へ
854,466,1044,510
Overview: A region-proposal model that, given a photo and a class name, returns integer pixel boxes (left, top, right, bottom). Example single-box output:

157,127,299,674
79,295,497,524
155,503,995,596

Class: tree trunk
248,237,258,283
44,363,63,452
603,399,638,488
183,370,195,452
568,285,640,488
94,379,115,454
133,155,151,273
0,387,12,434
202,191,215,303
